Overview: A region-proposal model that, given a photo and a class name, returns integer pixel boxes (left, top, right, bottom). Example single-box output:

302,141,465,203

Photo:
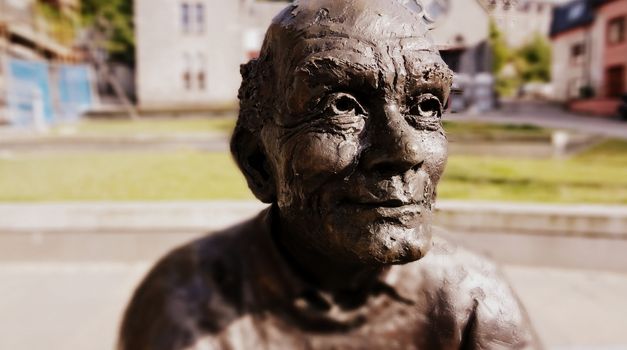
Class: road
450,101,627,139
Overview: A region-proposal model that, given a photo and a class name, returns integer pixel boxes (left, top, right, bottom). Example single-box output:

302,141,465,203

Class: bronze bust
119,0,540,349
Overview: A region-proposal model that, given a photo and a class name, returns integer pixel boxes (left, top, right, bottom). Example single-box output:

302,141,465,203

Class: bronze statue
119,0,541,349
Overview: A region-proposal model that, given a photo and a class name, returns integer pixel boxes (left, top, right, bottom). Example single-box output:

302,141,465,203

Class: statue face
246,1,452,266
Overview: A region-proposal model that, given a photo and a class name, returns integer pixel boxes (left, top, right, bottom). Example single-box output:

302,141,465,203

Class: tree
515,34,552,83
488,19,509,75
81,0,134,65
489,19,519,96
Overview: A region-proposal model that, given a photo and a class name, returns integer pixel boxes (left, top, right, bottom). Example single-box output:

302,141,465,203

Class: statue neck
271,208,389,293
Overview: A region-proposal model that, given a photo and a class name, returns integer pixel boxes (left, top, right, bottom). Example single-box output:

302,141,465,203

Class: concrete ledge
0,200,625,239
436,201,627,239
0,201,267,233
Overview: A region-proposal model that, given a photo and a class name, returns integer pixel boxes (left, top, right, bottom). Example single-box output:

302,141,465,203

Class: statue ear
231,127,276,203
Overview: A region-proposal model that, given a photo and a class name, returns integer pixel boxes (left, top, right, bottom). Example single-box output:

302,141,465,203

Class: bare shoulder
401,235,543,349
118,221,253,350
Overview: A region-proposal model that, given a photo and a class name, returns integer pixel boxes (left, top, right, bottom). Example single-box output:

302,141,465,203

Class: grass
3,116,626,203
439,139,627,203
52,117,548,142
53,117,237,135
0,152,252,201
442,121,551,142
0,139,626,203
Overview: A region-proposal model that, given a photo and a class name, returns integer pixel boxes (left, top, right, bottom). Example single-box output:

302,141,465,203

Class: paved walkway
451,101,627,139
0,261,625,350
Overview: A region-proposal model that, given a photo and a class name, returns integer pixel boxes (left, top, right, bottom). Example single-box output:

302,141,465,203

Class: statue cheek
289,133,359,181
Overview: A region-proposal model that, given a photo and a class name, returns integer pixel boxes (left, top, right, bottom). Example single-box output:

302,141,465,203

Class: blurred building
550,0,627,114
432,0,491,75
136,0,502,111
429,0,496,112
135,0,286,110
487,0,558,47
0,0,79,61
0,0,93,126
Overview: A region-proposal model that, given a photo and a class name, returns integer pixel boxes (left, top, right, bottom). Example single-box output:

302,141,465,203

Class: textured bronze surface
119,1,541,349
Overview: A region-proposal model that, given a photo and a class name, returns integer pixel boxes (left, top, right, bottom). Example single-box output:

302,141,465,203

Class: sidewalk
0,261,625,350
0,128,229,153
450,101,627,139
0,200,626,349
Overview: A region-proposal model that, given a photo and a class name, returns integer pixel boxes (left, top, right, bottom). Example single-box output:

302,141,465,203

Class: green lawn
442,121,551,142
0,152,252,201
54,117,237,135
53,117,549,142
0,139,626,203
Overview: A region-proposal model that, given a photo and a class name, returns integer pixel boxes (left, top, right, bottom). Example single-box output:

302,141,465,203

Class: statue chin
317,213,434,267
358,223,433,266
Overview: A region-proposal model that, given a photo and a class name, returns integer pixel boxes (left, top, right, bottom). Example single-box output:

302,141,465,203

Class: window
181,3,191,33
183,53,192,90
608,17,625,45
570,42,585,65
440,49,463,73
195,3,205,33
181,2,205,34
537,3,544,13
197,53,206,90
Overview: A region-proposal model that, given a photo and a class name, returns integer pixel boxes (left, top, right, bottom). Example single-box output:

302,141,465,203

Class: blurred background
0,0,626,349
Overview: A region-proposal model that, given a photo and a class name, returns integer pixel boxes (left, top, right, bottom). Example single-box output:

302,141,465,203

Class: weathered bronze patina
119,0,541,349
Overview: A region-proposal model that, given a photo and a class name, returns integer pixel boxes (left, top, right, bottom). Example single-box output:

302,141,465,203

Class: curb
0,200,625,238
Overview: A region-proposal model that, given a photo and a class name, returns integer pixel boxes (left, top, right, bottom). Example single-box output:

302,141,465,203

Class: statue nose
362,103,425,175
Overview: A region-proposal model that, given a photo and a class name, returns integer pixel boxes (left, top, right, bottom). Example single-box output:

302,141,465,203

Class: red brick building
550,0,627,116
598,0,627,98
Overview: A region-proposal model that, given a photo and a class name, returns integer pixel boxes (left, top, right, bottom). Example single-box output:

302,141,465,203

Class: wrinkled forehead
271,36,448,91
290,35,438,68
275,0,431,41
262,0,444,86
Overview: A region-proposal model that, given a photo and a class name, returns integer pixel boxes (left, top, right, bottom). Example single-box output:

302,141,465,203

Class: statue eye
409,94,442,118
328,93,365,115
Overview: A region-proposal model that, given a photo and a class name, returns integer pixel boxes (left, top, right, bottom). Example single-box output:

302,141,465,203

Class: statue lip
352,198,410,208
341,197,423,212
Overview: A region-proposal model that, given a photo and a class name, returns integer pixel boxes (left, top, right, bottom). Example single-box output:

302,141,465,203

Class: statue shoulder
117,217,261,350
412,236,543,349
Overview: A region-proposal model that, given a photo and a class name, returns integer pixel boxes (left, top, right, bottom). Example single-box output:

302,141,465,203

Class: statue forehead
262,0,440,85
268,0,432,44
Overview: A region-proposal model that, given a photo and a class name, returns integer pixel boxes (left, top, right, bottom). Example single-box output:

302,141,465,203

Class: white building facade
135,0,287,110
488,0,558,47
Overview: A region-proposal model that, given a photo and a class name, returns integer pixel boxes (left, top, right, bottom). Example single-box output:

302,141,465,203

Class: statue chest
191,295,465,350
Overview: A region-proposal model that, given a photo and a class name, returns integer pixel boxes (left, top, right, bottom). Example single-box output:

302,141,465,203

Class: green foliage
0,152,252,201
495,75,521,98
81,0,135,64
489,22,552,96
488,19,509,75
35,2,78,46
514,34,552,83
489,20,519,97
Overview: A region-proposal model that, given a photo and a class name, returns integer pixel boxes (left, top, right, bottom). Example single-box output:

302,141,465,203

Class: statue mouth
338,197,424,219
354,198,408,208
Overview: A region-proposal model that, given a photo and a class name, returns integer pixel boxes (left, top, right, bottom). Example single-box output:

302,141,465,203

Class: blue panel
7,59,54,125
57,64,94,122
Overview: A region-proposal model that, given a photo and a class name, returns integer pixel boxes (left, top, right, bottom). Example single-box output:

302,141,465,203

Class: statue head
232,0,453,267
